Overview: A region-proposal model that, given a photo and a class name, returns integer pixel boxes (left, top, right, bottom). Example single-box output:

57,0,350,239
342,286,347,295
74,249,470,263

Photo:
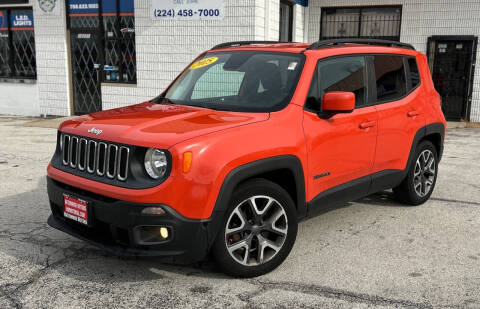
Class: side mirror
320,92,355,117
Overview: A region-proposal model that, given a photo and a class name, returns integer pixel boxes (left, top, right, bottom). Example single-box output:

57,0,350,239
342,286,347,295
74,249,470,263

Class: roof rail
306,39,415,51
211,41,290,50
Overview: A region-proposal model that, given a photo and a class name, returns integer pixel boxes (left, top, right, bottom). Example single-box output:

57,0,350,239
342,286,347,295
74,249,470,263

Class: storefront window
320,6,402,41
67,0,136,84
0,8,36,79
101,0,136,83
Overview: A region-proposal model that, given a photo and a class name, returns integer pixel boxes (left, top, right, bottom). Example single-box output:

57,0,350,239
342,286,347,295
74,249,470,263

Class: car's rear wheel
212,179,297,278
394,140,438,205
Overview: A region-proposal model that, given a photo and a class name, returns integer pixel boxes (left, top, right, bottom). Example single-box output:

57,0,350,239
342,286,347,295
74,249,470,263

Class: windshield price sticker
151,0,225,20
190,56,218,70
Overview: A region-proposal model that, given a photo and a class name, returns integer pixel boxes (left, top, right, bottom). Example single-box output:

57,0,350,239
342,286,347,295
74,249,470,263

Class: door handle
359,121,376,129
407,110,420,117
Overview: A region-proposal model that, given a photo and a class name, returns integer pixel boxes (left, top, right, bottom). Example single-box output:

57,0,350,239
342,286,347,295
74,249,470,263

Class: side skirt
306,169,405,218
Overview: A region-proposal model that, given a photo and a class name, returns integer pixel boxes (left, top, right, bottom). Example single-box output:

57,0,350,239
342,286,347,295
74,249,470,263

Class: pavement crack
430,197,480,206
351,220,377,236
240,279,434,308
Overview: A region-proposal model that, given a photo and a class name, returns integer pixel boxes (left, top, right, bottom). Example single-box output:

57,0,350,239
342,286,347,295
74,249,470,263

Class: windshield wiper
153,97,223,111
186,103,224,111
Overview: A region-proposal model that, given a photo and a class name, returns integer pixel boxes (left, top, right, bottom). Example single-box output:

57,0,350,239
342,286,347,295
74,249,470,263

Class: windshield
161,51,305,112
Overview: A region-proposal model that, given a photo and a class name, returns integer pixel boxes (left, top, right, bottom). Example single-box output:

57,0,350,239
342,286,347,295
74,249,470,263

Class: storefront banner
36,0,61,16
151,0,225,20
68,0,99,14
9,11,34,29
101,0,133,14
119,0,134,14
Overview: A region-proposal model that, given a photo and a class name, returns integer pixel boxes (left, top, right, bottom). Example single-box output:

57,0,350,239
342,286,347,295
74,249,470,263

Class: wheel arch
407,122,445,172
424,123,445,161
205,155,306,248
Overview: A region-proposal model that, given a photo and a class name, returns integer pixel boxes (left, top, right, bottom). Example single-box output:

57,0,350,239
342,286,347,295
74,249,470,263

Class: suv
47,39,446,277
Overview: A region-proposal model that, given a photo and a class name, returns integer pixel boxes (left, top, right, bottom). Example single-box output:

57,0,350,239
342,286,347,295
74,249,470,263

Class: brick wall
34,0,70,116
307,0,480,122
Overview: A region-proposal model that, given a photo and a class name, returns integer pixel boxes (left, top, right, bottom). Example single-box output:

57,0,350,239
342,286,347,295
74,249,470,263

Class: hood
59,102,269,149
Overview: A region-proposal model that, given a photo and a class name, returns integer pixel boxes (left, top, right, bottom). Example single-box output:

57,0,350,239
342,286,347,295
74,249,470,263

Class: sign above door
151,0,225,20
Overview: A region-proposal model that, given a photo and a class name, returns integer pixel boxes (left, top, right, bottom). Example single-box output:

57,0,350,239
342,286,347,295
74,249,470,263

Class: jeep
47,39,446,277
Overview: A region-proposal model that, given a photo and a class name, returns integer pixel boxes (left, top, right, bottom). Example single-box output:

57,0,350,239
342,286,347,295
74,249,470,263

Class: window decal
190,57,219,70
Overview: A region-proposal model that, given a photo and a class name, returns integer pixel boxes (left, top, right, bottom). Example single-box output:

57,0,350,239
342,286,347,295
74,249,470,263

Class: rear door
371,54,425,190
303,55,377,204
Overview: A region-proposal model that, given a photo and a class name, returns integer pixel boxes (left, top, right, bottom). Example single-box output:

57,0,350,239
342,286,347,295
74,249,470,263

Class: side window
307,67,319,99
407,57,421,89
318,56,367,108
191,64,245,100
305,67,320,111
374,55,407,102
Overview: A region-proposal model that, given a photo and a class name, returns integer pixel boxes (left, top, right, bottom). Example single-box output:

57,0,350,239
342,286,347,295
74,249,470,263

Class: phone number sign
151,0,225,20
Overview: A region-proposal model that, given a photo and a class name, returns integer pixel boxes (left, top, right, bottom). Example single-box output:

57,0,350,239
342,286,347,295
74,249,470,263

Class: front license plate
63,194,88,225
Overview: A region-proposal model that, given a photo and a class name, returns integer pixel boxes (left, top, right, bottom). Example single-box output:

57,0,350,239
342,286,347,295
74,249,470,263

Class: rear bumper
47,177,210,263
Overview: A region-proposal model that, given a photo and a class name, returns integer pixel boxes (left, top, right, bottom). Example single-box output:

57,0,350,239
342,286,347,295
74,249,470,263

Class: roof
210,42,311,54
208,39,416,54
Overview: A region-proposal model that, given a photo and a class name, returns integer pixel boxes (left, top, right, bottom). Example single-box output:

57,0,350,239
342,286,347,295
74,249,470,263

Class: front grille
60,134,130,181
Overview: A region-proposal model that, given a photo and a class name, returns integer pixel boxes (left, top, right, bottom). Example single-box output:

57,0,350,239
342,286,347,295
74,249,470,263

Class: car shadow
356,190,406,207
301,190,407,223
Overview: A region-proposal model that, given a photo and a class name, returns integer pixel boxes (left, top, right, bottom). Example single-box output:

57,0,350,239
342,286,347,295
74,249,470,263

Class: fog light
141,207,165,215
136,226,172,244
159,227,169,239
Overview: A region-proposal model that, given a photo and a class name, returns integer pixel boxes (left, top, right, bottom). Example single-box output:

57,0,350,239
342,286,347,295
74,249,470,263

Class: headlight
144,148,168,179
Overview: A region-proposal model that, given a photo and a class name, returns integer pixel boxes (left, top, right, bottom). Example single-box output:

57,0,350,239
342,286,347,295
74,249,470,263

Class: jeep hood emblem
88,127,102,135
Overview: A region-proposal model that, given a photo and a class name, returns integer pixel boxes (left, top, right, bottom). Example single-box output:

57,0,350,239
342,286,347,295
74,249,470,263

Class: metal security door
71,32,102,115
428,36,477,120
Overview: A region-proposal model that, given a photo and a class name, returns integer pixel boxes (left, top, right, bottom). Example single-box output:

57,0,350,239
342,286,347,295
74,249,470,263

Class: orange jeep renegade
47,39,446,277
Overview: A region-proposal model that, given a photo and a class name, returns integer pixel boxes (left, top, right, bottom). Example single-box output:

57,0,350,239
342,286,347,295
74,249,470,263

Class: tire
393,140,438,205
212,178,298,278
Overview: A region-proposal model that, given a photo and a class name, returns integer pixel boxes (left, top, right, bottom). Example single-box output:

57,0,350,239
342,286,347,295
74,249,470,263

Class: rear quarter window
407,57,421,89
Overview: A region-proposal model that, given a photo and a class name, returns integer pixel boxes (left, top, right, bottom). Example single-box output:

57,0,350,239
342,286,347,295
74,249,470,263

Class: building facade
0,0,479,122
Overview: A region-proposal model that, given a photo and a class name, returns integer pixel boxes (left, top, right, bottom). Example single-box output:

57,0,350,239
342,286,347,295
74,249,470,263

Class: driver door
303,55,377,208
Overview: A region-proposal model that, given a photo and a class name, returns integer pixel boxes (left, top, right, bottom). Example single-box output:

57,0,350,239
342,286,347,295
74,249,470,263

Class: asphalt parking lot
0,116,479,308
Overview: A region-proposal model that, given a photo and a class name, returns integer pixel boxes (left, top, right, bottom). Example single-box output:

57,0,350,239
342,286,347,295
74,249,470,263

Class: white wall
293,4,305,42
308,0,480,122
34,0,70,116
0,82,39,116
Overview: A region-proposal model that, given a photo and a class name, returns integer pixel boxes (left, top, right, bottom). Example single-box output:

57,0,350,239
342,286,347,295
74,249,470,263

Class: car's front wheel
212,179,298,278
394,140,438,205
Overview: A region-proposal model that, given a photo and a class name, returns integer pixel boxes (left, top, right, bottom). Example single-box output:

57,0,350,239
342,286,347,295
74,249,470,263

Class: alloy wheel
413,149,436,197
224,195,288,266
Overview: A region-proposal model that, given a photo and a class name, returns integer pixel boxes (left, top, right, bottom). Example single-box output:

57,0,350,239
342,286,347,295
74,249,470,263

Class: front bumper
47,177,210,263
